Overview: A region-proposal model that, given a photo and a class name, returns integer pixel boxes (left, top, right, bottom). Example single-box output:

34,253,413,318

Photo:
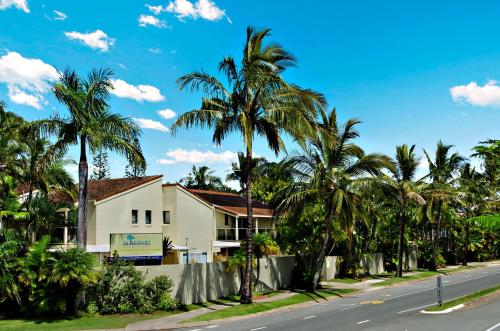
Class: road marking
190,329,202,331
206,326,219,329
357,320,370,325
385,271,500,302
250,327,267,331
485,322,500,331
398,303,435,314
340,304,361,310
304,315,316,319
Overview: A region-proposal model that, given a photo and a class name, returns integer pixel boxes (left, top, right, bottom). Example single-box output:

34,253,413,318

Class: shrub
86,255,177,314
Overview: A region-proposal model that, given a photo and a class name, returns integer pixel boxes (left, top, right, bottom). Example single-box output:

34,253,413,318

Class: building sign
110,233,162,260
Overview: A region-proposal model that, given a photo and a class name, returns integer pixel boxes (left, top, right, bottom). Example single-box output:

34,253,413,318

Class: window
145,210,152,224
163,211,170,224
224,214,229,226
131,210,138,224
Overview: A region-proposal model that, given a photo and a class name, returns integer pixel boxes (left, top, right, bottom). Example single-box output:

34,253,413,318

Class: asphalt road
182,264,500,331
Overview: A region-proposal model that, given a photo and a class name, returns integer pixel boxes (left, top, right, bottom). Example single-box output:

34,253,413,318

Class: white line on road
250,327,267,331
398,303,435,314
304,315,316,319
190,329,202,331
340,304,361,311
206,326,219,329
485,322,500,331
357,320,370,325
385,271,500,302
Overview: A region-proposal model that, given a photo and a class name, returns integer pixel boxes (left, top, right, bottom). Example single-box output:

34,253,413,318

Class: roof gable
89,175,162,202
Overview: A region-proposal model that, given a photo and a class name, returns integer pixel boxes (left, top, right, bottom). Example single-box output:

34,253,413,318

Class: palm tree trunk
431,200,443,271
311,203,335,290
462,222,469,266
77,135,88,248
396,211,407,277
241,149,254,304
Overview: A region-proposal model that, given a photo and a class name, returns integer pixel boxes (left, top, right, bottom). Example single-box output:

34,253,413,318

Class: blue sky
1,0,499,186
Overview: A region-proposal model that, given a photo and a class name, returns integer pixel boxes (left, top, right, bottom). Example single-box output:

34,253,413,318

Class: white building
82,176,275,264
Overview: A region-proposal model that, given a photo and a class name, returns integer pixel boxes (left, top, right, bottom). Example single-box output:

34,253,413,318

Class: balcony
216,227,274,241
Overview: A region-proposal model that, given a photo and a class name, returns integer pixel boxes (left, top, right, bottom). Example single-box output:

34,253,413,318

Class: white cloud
157,148,238,165
138,14,168,28
110,79,165,102
158,108,176,119
64,30,115,52
0,51,58,109
133,118,169,132
450,80,500,107
145,4,165,15
148,48,162,54
166,0,230,22
53,10,67,20
8,86,43,109
0,0,29,13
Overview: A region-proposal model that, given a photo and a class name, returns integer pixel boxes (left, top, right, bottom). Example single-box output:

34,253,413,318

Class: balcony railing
216,228,274,241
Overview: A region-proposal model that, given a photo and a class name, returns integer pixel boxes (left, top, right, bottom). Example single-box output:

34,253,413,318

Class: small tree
91,149,110,180
125,138,146,178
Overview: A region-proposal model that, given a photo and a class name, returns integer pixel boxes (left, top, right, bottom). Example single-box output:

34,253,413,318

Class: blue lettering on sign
122,234,151,246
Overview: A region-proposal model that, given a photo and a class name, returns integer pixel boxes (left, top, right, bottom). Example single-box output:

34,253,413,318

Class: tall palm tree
423,141,464,270
275,108,393,289
39,68,144,248
172,27,324,302
385,145,425,277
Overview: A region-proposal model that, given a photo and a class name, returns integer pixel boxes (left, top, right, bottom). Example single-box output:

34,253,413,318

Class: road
181,264,500,331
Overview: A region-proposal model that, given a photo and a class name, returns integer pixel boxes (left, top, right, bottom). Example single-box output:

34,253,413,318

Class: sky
1,0,499,187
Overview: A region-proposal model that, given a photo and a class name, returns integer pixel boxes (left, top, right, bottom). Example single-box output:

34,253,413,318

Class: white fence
137,256,295,304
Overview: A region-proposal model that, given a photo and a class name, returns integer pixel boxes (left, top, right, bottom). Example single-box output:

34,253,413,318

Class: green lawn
0,304,206,331
426,285,500,312
328,278,361,284
183,289,356,323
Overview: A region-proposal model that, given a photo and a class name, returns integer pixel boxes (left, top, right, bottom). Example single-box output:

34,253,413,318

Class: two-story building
80,175,275,264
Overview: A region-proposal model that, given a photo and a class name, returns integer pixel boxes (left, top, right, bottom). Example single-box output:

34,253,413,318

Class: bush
86,255,177,314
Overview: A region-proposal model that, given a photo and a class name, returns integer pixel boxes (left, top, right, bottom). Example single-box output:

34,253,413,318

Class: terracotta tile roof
89,175,163,202
188,188,274,217
16,183,75,205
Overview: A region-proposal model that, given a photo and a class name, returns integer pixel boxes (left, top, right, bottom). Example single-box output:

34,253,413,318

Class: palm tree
252,232,279,286
172,27,324,302
385,145,425,277
226,152,267,192
49,247,96,314
458,163,490,265
39,68,144,248
423,141,464,270
275,108,393,289
19,132,74,213
181,165,226,190
0,103,26,178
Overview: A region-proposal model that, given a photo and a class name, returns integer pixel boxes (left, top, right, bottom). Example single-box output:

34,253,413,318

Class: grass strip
327,278,361,284
182,289,356,323
371,271,440,286
0,304,207,331
426,284,500,312
371,266,475,287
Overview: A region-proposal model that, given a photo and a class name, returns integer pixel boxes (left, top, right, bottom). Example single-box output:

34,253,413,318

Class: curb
421,304,464,314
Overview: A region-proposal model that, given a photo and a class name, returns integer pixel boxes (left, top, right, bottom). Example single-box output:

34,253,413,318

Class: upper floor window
224,214,229,226
163,211,170,224
145,210,152,224
131,210,138,224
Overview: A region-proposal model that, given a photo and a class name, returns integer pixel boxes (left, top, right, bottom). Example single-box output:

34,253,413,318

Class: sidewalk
125,291,296,331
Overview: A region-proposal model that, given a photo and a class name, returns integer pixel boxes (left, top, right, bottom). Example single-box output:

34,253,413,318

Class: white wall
93,179,163,245
162,186,215,262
